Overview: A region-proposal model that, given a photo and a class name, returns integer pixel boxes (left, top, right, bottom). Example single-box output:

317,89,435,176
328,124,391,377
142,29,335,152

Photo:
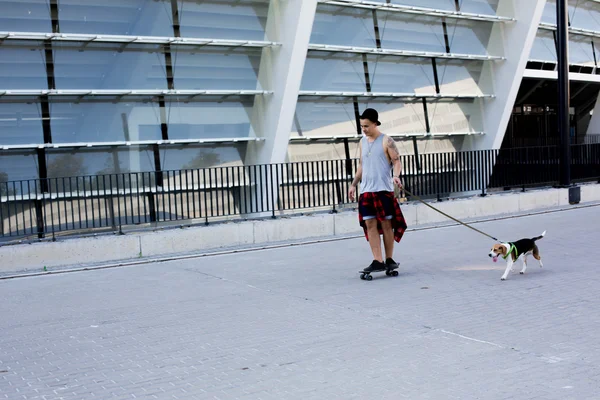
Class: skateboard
359,264,399,281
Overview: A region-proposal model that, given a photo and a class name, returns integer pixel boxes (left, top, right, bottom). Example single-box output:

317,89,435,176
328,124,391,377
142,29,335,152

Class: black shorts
358,191,395,220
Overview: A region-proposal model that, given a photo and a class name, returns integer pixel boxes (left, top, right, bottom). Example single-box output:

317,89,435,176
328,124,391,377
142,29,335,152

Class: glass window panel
58,0,174,36
437,59,484,95
160,144,245,171
46,147,156,177
367,56,436,94
388,0,500,15
179,0,268,41
569,2,600,32
407,137,465,155
388,0,455,11
390,0,498,14
0,41,47,89
379,12,446,53
362,101,428,134
530,31,557,61
164,99,254,140
52,43,167,90
288,142,359,162
172,47,261,90
428,98,483,133
458,0,499,15
293,100,357,138
301,53,366,92
311,5,377,47
0,102,44,145
0,150,39,183
50,100,163,144
446,19,494,56
541,0,557,25
0,0,52,32
570,35,595,66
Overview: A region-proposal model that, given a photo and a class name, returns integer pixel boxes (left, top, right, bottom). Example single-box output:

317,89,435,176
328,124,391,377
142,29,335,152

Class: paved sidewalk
1,205,599,400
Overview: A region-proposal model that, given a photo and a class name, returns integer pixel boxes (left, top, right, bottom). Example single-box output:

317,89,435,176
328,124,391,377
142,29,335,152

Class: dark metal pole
557,0,571,186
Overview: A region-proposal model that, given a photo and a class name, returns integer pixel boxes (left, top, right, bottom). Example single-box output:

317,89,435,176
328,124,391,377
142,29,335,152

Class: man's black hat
359,108,381,126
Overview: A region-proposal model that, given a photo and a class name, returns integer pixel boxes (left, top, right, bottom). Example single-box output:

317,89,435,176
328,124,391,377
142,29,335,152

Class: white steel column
585,94,600,135
244,0,318,165
462,0,547,151
238,0,318,216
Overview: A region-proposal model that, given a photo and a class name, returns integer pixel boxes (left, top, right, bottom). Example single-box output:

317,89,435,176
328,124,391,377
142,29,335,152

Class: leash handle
401,187,500,242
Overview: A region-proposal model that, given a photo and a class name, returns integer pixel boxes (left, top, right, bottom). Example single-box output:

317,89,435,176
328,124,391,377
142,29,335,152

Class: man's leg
364,218,383,262
381,218,394,260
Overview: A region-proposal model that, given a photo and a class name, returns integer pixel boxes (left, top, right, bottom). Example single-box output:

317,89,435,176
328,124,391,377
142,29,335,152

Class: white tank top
360,133,393,193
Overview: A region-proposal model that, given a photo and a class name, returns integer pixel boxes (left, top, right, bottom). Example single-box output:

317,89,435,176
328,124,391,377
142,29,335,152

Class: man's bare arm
386,136,402,178
351,165,362,187
351,141,363,186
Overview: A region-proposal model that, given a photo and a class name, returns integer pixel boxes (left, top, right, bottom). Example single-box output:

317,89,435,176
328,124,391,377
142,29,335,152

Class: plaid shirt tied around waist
358,191,407,243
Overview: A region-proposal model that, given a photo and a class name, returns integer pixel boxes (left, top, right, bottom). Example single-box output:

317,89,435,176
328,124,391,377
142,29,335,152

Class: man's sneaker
364,260,386,272
385,258,399,268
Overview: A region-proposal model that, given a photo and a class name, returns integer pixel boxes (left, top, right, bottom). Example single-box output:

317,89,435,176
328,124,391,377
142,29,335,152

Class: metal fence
1,144,599,240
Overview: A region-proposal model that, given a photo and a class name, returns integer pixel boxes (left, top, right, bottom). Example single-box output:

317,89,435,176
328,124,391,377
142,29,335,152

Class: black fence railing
1,144,599,240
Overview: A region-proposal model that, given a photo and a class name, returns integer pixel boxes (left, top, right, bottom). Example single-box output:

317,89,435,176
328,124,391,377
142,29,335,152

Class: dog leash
400,187,501,243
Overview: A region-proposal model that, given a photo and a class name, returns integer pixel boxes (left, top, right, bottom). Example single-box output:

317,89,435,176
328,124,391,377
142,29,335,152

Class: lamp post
556,0,571,187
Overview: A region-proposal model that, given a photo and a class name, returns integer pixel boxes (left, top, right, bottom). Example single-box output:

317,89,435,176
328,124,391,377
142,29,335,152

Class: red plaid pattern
358,191,408,243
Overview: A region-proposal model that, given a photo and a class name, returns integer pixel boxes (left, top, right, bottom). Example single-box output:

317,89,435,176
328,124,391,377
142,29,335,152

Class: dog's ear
494,244,506,255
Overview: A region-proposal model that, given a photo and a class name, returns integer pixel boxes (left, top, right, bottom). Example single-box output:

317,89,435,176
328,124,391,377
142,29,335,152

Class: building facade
1,0,599,187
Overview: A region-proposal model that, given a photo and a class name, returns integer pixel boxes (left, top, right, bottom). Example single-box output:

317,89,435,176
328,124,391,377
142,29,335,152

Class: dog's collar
502,243,517,260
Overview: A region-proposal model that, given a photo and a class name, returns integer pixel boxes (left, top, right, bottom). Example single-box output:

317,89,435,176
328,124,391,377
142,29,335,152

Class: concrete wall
2,183,599,276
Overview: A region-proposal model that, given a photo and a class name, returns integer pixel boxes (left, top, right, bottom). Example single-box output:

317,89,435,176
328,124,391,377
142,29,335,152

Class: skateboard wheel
392,271,399,277
385,271,391,276
366,275,373,281
360,274,366,280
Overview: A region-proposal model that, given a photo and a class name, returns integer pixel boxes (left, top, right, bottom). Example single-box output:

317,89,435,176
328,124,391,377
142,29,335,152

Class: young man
348,108,407,273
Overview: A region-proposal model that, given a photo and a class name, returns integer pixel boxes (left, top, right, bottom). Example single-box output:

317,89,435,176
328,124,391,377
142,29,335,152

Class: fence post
107,175,118,233
436,153,442,202
520,148,526,192
35,199,45,239
480,151,486,197
147,193,157,223
202,168,209,225
271,164,276,219
330,160,337,214
49,178,56,242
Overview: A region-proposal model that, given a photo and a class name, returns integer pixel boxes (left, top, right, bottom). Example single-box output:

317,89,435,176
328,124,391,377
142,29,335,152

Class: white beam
524,69,600,83
527,58,596,69
317,0,514,22
0,89,271,97
539,22,600,40
463,0,548,151
297,91,494,98
308,43,504,61
0,31,280,48
245,0,318,165
289,132,485,141
0,138,264,151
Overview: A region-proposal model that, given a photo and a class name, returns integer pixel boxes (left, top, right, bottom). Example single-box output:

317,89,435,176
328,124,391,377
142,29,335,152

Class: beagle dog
489,231,546,281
